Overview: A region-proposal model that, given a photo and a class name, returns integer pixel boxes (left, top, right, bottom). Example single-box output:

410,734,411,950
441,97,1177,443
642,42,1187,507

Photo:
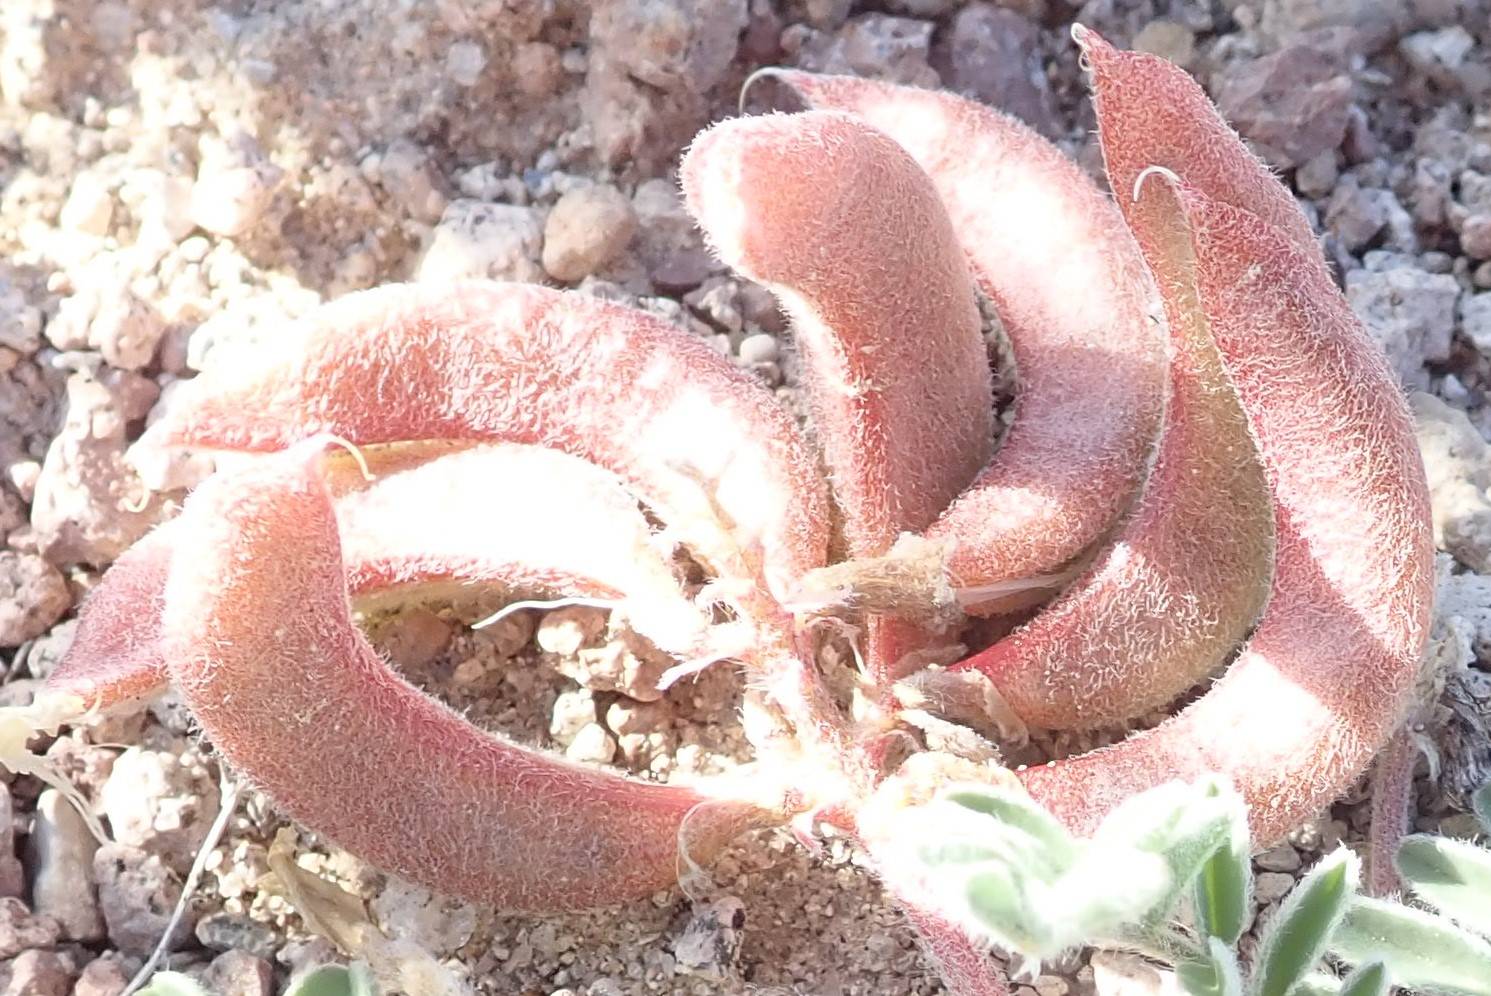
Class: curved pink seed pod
682,109,988,677
161,446,774,913
682,110,990,556
1072,26,1321,262
48,444,712,716
45,519,181,713
141,281,829,601
957,191,1275,730
322,444,710,657
757,71,1166,607
1019,179,1433,847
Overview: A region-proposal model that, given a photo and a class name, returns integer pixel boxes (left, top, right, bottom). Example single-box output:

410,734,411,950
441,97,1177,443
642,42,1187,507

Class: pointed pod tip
1132,164,1183,204
1070,23,1114,70
739,66,795,116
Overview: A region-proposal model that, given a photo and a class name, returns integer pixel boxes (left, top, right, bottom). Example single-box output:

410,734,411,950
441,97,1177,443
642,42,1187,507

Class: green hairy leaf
1253,848,1358,996
918,782,1204,958
965,865,1051,955
1098,776,1249,927
135,973,212,996
1396,833,1491,937
1178,937,1245,996
1473,783,1491,835
285,963,379,996
1337,963,1389,996
1291,973,1344,996
943,787,1080,870
1332,895,1491,996
1194,823,1252,945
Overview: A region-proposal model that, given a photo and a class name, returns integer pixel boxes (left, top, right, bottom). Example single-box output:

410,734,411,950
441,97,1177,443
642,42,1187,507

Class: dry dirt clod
93,844,194,959
542,183,637,282
98,744,219,876
0,551,69,647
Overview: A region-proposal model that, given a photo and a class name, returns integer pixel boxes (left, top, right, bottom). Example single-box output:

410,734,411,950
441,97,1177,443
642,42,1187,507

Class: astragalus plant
7,26,1434,996
892,779,1491,996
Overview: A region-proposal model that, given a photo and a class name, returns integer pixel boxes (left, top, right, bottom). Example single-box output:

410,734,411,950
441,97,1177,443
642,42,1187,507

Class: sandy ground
1,1,1490,994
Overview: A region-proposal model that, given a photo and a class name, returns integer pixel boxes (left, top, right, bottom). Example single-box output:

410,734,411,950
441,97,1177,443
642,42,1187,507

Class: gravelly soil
1,1,1489,995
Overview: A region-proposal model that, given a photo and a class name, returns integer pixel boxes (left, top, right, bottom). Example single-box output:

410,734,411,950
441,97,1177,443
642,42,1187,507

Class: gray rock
1255,871,1296,905
1325,177,1415,253
1259,0,1430,53
1461,215,1491,260
0,552,68,647
1295,151,1341,199
93,843,195,958
416,200,544,284
737,332,780,366
1401,27,1490,97
194,950,272,996
1344,253,1459,387
542,184,637,283
374,140,447,225
0,279,42,355
0,949,79,996
884,0,961,15
933,4,1058,136
684,277,743,333
1413,393,1491,572
72,954,134,996
195,912,279,961
589,0,746,93
1462,292,1491,356
1458,170,1491,216
0,791,20,900
1411,159,1453,227
445,39,487,89
785,14,939,88
30,372,165,567
0,898,62,958
26,791,103,941
1132,18,1196,67
1213,41,1353,169
1090,951,1179,996
15,618,75,681
634,179,712,289
1254,843,1303,872
370,879,477,957
670,897,746,983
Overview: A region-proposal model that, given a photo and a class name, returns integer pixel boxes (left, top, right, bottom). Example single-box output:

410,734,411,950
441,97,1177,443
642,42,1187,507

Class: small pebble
60,173,114,235
542,184,638,282
195,949,273,996
1254,843,1302,873
1254,871,1296,905
72,954,134,996
0,552,70,647
565,723,618,764
95,843,196,957
190,161,281,238
737,332,779,365
446,39,487,87
550,689,597,747
26,790,105,940
536,606,608,656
